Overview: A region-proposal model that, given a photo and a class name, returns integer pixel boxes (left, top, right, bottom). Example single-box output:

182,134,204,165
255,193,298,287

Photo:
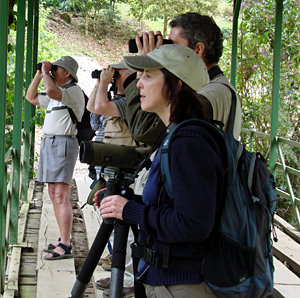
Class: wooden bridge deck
3,170,300,297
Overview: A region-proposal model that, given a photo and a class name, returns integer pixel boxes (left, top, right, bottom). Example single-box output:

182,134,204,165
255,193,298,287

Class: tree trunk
85,0,88,36
93,9,96,34
163,16,168,37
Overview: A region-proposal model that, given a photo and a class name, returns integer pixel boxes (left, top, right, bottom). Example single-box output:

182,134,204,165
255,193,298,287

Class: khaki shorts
144,282,217,298
37,135,78,185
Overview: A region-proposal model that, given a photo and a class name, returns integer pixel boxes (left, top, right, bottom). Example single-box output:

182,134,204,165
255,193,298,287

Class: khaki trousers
144,282,217,298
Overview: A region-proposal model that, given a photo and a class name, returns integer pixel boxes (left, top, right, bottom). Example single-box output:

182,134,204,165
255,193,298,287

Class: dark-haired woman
96,44,224,298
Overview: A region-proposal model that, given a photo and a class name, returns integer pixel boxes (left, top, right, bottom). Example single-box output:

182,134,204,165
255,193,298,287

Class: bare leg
44,182,72,258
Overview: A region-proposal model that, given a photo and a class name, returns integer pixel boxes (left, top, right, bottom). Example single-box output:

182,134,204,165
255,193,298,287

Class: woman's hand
93,188,106,208
99,195,129,220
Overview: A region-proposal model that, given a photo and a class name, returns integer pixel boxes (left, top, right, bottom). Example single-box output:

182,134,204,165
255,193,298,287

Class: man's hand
25,61,52,105
136,30,163,55
100,66,114,84
41,61,52,74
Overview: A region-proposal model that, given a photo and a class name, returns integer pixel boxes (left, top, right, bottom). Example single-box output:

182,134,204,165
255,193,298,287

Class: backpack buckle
143,247,163,269
144,247,156,264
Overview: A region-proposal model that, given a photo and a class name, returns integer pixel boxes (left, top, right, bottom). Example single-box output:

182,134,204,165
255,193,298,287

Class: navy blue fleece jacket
122,123,225,286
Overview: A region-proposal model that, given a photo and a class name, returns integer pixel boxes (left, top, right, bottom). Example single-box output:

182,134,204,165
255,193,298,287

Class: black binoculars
128,35,173,53
35,63,58,71
91,69,120,79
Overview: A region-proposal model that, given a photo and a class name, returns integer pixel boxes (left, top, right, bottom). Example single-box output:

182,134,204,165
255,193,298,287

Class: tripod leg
110,223,130,298
71,221,114,298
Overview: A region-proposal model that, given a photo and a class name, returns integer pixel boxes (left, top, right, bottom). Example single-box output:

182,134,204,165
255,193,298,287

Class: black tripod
70,178,147,298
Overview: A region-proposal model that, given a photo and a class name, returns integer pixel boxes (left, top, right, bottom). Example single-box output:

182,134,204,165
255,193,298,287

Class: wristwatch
42,72,51,77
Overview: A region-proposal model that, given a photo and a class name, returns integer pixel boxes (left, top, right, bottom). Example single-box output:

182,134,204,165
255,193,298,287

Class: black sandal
44,243,74,261
43,237,72,252
43,237,61,252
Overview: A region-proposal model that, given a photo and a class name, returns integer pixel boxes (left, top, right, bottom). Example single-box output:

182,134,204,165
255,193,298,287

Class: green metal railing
0,0,39,294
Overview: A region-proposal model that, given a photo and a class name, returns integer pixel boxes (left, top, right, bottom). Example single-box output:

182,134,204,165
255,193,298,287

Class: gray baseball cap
123,44,209,92
53,56,79,82
109,60,135,74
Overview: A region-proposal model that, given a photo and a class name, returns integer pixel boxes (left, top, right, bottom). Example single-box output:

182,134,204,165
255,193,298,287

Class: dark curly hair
161,69,204,124
169,12,223,65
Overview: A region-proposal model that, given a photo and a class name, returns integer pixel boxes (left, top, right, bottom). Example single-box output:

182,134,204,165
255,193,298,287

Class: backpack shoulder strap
160,122,177,199
209,82,237,133
67,107,78,125
60,82,87,125
222,83,237,132
160,119,226,200
59,81,79,124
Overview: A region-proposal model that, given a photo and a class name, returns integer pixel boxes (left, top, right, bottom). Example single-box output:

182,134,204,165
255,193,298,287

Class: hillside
43,8,152,97
46,8,149,67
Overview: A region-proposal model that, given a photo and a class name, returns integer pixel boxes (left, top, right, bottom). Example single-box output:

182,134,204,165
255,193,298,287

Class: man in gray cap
26,56,85,260
87,60,136,145
87,60,136,297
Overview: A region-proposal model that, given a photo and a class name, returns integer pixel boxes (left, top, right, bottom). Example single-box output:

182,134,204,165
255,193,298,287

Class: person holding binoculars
87,60,136,146
25,56,85,260
87,61,137,297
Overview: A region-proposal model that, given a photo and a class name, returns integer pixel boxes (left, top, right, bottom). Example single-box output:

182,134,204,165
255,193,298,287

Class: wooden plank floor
18,183,43,298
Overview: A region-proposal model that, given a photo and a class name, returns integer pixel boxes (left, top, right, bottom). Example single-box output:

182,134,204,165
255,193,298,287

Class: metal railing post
269,0,283,177
0,0,9,292
10,0,26,244
22,0,35,201
28,0,39,179
230,0,242,88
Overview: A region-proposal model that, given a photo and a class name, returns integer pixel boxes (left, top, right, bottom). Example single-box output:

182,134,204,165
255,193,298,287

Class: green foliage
276,196,298,227
127,0,222,34
43,0,86,12
221,0,300,140
37,6,68,62
219,0,300,227
89,3,149,42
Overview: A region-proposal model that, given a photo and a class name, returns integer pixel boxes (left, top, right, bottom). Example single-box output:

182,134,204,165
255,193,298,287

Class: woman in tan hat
95,45,223,297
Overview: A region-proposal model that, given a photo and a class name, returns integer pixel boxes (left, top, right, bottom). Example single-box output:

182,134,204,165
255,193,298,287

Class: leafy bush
43,0,85,12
